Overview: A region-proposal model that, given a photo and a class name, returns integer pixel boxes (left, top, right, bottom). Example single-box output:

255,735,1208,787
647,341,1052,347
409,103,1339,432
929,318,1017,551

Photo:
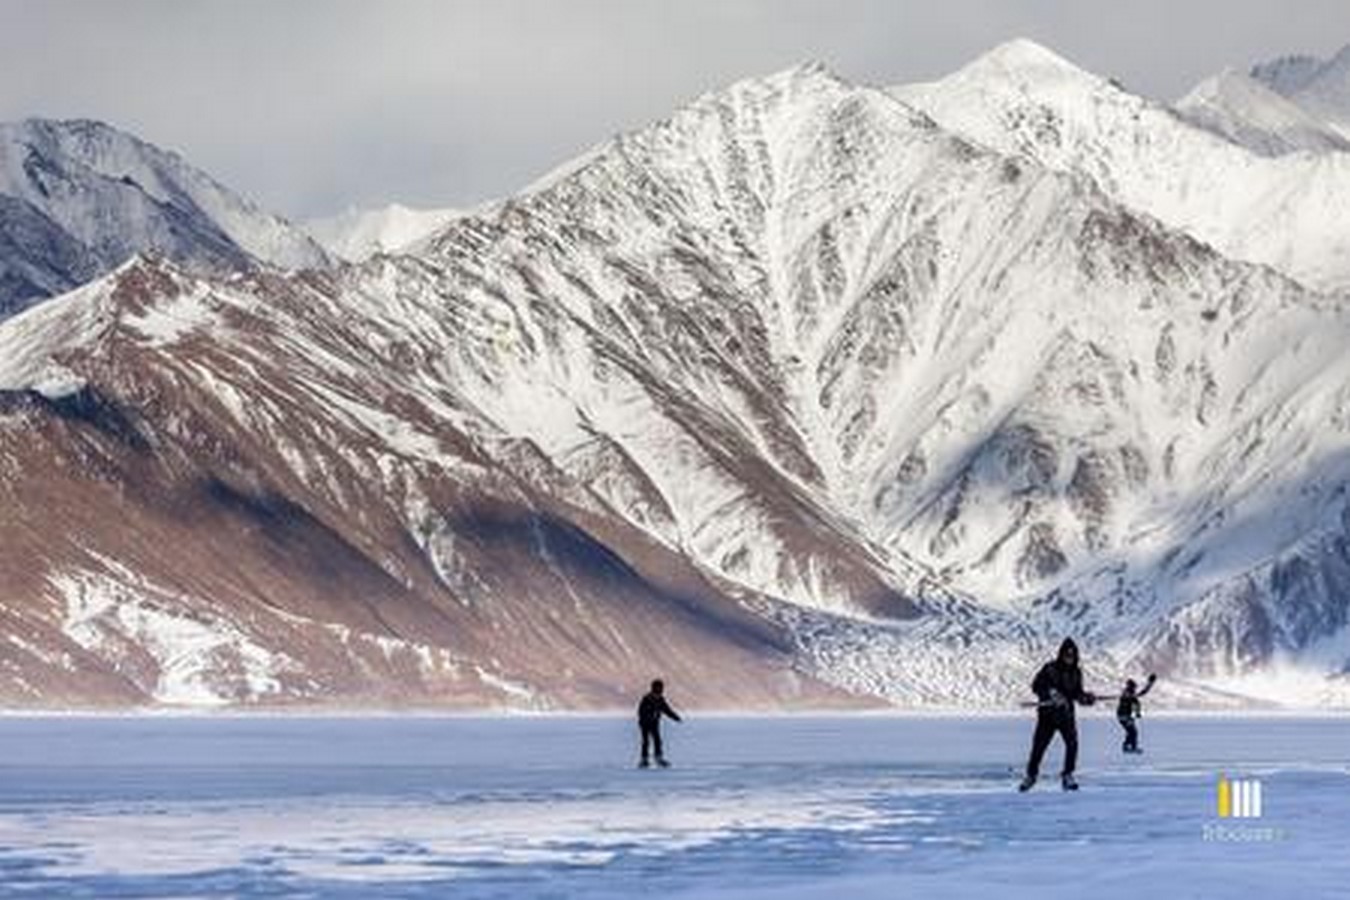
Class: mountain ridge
3,48,1350,709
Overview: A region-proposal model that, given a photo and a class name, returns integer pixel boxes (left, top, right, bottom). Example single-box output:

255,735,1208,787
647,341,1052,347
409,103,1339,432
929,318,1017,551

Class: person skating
637,679,682,768
1019,638,1097,792
1116,673,1157,754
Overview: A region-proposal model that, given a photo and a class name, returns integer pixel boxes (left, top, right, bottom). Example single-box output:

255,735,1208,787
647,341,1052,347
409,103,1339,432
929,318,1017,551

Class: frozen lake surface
0,715,1346,898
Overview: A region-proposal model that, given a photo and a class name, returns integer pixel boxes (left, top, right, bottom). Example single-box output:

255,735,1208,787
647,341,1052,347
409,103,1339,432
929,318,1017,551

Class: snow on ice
0,716,1345,899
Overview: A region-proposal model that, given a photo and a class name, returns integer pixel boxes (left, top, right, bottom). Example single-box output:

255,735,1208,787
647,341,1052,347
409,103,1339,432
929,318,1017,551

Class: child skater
1116,673,1157,753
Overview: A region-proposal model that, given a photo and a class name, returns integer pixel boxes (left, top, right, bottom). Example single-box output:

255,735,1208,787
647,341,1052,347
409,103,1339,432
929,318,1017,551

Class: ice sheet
0,716,1345,898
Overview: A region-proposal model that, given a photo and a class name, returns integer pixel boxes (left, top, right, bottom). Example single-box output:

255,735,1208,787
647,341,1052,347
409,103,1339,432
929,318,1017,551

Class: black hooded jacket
638,691,681,729
1032,638,1093,717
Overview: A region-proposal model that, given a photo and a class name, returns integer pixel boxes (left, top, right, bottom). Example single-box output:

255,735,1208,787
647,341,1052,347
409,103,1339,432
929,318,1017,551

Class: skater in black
1020,638,1096,792
637,679,682,768
1116,673,1156,753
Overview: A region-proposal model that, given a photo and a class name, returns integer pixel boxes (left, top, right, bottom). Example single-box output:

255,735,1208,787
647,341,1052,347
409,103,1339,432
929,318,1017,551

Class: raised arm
1138,674,1157,698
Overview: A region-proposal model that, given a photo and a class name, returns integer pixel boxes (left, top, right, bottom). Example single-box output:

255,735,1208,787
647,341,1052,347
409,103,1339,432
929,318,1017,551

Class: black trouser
640,723,663,762
1119,716,1139,751
1026,711,1077,779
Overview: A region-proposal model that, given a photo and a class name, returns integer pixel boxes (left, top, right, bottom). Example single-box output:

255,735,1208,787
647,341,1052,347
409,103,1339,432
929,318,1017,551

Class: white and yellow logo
1216,775,1262,819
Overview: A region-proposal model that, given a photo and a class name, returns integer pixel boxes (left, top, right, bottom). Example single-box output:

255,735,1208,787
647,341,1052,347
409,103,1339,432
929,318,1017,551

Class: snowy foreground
0,716,1346,898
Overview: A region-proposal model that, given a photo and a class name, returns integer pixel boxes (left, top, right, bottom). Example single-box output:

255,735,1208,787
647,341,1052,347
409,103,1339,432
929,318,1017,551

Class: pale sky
2,0,1347,220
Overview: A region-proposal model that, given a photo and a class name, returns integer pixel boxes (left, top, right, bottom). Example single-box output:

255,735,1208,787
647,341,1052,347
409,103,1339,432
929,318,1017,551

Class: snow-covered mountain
892,39,1350,293
1175,46,1350,157
3,48,1350,710
0,118,331,320
1175,69,1350,156
1252,45,1350,139
305,203,461,261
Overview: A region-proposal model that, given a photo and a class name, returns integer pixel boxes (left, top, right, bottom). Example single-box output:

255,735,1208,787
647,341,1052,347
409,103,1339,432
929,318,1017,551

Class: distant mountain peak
1175,67,1350,156
967,37,1089,81
1250,53,1325,94
0,116,330,321
1251,46,1350,94
777,59,837,81
683,59,856,113
897,41,1350,292
1247,46,1350,141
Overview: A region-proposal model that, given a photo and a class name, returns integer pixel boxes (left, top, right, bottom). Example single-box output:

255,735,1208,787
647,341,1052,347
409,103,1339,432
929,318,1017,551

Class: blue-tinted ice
0,715,1346,898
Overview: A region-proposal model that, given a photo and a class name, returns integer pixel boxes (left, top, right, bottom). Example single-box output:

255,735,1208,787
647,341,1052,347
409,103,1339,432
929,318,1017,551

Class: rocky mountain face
2,44,1350,710
0,260,863,710
0,119,330,320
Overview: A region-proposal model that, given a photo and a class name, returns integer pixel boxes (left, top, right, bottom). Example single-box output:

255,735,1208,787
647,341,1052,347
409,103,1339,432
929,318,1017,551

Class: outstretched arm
662,699,682,722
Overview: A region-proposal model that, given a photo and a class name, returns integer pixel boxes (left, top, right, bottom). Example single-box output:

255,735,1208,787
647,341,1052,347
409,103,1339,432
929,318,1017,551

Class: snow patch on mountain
0,270,117,394
54,564,297,706
305,203,462,261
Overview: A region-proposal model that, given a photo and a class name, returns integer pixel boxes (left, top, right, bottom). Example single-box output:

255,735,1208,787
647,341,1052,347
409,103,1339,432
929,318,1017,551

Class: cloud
1,0,1347,218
